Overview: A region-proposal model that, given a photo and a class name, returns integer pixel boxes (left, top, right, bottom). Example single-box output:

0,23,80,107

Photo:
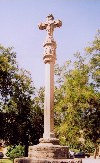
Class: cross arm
54,20,62,28
38,22,47,30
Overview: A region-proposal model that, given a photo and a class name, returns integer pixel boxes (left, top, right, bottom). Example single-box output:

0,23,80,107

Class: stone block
28,144,69,159
14,158,82,163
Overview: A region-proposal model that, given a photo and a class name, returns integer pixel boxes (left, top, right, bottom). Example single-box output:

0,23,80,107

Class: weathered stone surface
28,144,69,159
39,138,59,145
14,158,82,163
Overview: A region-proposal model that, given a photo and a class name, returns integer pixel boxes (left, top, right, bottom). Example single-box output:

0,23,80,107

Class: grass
0,159,13,163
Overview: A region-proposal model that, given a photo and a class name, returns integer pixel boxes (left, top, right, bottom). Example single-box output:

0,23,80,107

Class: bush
6,145,25,159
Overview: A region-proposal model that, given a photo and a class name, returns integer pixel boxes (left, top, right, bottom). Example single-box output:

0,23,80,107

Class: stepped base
14,158,82,163
28,138,68,159
29,145,68,159
14,138,81,163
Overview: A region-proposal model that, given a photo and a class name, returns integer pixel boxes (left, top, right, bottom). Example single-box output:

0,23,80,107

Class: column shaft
43,62,55,139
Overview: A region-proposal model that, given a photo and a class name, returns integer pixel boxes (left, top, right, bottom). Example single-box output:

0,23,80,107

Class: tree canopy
54,31,100,156
0,45,43,156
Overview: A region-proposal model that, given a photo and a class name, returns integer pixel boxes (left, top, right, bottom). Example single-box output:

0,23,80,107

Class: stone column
44,62,55,139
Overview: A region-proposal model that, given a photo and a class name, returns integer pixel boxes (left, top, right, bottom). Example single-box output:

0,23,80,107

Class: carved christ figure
38,14,62,38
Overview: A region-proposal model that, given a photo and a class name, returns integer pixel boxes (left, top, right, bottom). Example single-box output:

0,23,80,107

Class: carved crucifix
38,14,62,38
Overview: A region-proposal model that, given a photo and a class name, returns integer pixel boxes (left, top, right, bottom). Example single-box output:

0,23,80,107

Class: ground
82,158,100,163
0,159,13,163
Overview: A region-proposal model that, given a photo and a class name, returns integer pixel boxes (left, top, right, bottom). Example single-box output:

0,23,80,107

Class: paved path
82,158,100,163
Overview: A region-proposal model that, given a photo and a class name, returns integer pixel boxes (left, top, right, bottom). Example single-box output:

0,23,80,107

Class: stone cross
38,14,62,140
14,16,69,162
38,14,62,38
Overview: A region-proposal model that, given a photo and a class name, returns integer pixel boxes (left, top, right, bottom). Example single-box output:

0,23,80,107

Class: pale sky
0,0,100,87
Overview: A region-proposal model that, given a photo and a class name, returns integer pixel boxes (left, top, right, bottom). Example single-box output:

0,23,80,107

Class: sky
0,0,100,88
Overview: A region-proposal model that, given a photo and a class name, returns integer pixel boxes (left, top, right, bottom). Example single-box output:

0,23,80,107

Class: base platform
14,158,82,163
28,138,68,159
14,138,81,163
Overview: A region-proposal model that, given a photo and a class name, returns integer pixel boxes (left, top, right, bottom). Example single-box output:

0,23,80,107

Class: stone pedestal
14,138,70,162
28,138,69,160
15,142,80,163
14,139,81,162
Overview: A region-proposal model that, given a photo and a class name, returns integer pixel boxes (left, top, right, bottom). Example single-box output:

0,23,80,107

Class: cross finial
38,14,62,38
46,14,54,21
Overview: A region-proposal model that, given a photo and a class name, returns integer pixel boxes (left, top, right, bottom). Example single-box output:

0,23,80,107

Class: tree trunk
94,144,98,159
24,144,29,157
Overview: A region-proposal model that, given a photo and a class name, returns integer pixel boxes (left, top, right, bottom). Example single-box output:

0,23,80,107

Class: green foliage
85,29,100,88
54,31,100,154
0,45,17,107
84,30,100,148
6,145,24,159
55,63,88,148
83,140,94,153
0,45,43,156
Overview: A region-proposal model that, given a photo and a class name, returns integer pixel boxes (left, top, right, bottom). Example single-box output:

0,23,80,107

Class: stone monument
14,14,81,163
28,14,69,160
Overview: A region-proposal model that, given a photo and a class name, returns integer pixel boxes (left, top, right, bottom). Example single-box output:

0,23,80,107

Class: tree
0,45,17,106
0,45,18,141
85,30,100,89
84,30,100,158
54,31,100,157
54,55,90,149
0,45,43,157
